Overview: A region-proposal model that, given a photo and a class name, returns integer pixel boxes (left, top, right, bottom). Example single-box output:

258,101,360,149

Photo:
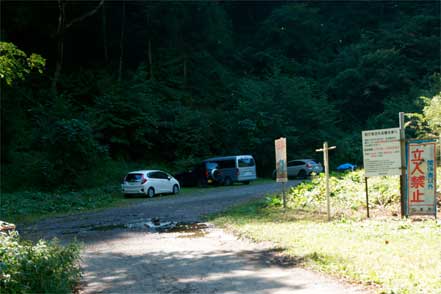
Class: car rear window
238,158,255,167
205,162,219,170
126,173,143,182
205,160,236,169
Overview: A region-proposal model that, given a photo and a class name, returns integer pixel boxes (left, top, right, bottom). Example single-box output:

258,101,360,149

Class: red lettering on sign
410,175,425,189
411,189,424,203
411,148,424,175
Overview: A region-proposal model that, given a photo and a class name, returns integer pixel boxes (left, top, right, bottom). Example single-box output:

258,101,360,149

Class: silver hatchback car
273,159,323,179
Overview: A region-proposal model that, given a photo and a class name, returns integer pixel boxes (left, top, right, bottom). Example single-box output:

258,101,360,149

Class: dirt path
20,181,296,240
80,225,368,294
20,181,370,294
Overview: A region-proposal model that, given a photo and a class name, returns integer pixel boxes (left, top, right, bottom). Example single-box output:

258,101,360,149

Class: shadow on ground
80,246,306,294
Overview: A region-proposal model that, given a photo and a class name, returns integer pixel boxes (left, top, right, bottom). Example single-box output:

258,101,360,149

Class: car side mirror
168,176,171,180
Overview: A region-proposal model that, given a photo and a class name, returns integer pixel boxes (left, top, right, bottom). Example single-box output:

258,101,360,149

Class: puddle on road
168,223,209,238
83,218,209,238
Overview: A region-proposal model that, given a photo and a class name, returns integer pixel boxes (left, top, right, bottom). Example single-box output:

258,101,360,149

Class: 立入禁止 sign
362,128,401,177
406,140,437,216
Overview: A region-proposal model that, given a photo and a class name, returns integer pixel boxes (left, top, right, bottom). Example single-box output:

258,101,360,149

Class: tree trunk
118,0,126,83
148,39,153,79
145,9,153,80
183,55,187,87
51,0,66,94
102,3,108,64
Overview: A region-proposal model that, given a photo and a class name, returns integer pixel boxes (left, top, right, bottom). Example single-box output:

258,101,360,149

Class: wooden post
399,112,406,218
324,142,331,221
275,137,288,209
365,177,370,218
316,142,336,221
282,181,286,209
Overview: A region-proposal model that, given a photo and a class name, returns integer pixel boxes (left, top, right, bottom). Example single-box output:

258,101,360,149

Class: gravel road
20,181,370,294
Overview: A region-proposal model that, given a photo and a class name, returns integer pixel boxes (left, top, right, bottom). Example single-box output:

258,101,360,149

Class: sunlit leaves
423,92,441,135
0,42,45,86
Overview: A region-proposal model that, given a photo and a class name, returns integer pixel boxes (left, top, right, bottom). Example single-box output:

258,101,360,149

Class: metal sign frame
405,139,437,218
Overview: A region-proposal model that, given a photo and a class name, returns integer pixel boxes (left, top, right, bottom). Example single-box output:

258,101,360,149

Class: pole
439,134,441,165
316,142,336,222
282,181,286,209
324,142,331,221
399,112,406,218
365,177,370,218
433,134,440,220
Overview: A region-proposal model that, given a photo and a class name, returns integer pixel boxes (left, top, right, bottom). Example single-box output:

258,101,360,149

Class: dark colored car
174,163,207,187
174,155,256,187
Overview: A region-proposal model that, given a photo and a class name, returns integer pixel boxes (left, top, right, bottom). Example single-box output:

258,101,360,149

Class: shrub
286,169,400,216
42,118,109,187
285,167,441,218
0,231,81,294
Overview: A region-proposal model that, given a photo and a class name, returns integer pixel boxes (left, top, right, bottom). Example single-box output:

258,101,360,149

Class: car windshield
307,160,318,164
126,173,143,182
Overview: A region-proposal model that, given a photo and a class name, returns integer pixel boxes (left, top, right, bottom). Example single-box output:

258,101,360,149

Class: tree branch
64,0,105,31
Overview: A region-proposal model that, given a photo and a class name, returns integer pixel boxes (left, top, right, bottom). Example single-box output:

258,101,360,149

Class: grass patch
211,203,441,294
210,169,441,294
0,186,143,224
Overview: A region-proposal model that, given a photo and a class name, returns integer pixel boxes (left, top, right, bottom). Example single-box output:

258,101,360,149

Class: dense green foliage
1,2,439,191
0,232,81,294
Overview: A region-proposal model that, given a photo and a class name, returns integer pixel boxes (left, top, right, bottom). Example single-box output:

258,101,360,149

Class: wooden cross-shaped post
316,141,336,221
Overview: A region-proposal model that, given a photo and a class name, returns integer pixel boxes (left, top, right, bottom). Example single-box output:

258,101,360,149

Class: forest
1,1,440,191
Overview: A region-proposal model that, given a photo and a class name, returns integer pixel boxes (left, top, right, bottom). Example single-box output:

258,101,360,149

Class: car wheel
224,177,233,186
211,169,222,182
297,170,307,179
173,184,180,194
147,187,155,198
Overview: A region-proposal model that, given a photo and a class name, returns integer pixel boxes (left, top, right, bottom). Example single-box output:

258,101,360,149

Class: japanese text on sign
362,128,401,177
407,141,437,216
275,137,287,183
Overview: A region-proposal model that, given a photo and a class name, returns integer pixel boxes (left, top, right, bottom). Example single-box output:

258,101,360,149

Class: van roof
204,155,253,162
